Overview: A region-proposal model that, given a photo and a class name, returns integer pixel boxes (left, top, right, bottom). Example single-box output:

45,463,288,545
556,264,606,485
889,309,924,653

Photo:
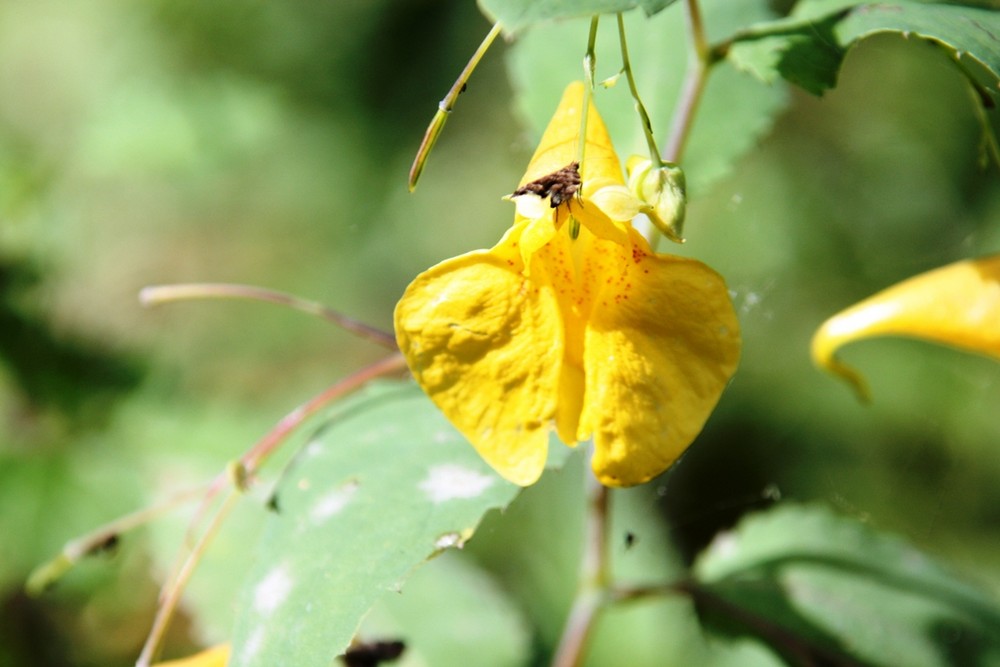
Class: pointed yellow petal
578,228,740,487
812,254,1000,401
153,645,230,667
519,82,623,189
394,224,563,486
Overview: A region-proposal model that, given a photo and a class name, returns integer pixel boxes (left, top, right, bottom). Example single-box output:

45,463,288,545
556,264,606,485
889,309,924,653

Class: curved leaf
478,0,677,35
230,383,521,666
691,503,1000,667
726,1,1000,97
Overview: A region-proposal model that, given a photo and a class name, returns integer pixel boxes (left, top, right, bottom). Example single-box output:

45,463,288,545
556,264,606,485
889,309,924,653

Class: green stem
551,469,611,667
617,14,662,168
686,0,709,64
578,16,601,178
664,0,711,163
25,485,209,596
408,22,503,191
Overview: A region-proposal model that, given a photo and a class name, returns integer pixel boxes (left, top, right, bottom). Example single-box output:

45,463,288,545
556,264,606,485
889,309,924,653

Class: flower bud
626,155,687,243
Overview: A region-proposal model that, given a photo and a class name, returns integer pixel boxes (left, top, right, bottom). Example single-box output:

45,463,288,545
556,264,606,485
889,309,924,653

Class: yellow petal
519,82,624,189
586,184,641,223
153,645,230,667
525,225,591,445
394,223,563,486
567,197,628,246
812,254,1000,401
518,209,559,268
578,228,741,486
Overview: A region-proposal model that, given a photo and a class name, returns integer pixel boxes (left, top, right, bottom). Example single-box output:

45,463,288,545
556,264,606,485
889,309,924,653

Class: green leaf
230,382,522,666
507,1,787,196
361,551,531,667
478,0,678,35
690,503,1000,667
726,1,1000,97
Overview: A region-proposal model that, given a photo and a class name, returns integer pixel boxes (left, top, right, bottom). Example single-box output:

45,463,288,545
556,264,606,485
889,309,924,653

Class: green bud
626,155,687,243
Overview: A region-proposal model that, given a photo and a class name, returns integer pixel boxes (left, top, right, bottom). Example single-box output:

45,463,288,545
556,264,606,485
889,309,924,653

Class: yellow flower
395,82,740,487
813,254,1000,401
152,644,230,667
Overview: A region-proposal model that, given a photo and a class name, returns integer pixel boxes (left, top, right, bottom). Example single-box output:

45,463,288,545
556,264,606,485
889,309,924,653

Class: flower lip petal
393,224,563,486
579,227,741,487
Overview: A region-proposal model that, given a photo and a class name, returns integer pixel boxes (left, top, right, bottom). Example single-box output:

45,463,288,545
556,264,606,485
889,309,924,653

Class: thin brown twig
136,491,241,667
664,0,711,163
148,353,408,661
183,353,408,547
551,468,611,667
140,283,397,350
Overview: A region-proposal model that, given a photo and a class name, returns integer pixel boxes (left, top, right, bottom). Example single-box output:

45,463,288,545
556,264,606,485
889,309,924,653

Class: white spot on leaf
419,464,495,503
311,480,359,523
254,565,293,616
432,430,454,443
239,626,265,663
434,531,465,550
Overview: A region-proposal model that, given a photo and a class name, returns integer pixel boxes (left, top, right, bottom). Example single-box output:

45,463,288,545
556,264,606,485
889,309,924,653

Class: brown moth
511,161,581,207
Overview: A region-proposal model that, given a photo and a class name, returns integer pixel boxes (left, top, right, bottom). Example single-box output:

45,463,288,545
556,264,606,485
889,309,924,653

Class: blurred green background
2,1,1000,665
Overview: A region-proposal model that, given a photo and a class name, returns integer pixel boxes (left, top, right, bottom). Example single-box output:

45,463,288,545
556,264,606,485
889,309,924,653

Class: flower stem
409,22,503,191
141,353,408,663
617,14,662,168
551,469,610,667
25,485,209,596
185,353,407,544
664,0,711,163
136,490,240,667
240,353,407,473
578,15,601,181
140,283,397,349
